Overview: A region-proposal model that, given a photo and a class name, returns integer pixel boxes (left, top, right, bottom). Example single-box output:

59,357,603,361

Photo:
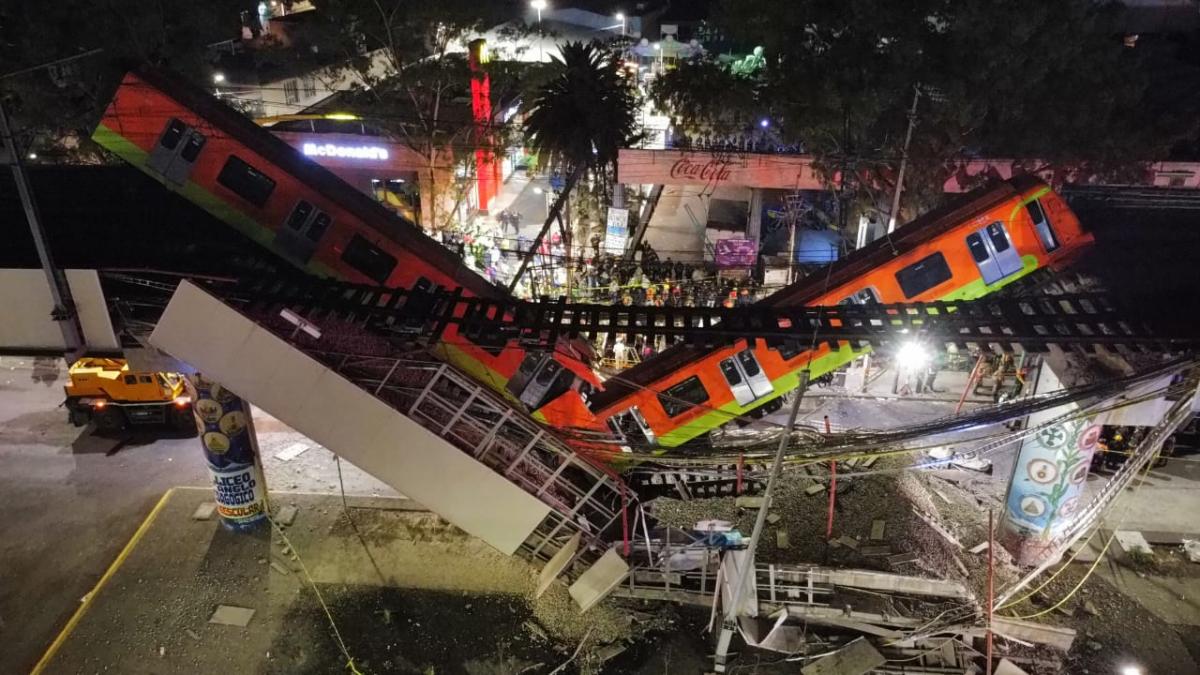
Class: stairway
149,280,629,579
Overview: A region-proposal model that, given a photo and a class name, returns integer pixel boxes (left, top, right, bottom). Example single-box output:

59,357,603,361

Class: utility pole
886,85,922,234
0,51,100,359
714,371,810,672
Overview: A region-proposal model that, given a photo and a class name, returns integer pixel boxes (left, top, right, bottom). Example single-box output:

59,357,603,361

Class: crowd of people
427,221,773,309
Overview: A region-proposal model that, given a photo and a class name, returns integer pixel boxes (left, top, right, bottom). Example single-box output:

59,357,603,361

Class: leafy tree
652,0,1200,223
509,40,639,293
0,0,251,159
312,0,541,230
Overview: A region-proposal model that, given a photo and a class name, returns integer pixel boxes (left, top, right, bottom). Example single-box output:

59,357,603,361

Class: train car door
275,200,331,264
518,357,562,409
506,352,543,400
719,356,756,406
966,221,1022,285
147,118,206,186
736,349,775,399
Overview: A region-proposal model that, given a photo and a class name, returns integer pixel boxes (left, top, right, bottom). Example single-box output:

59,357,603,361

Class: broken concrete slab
777,530,791,549
191,502,216,521
859,545,890,557
269,561,290,576
275,504,298,527
869,520,885,540
1114,530,1152,556
274,442,310,461
568,547,629,613
989,616,1076,651
209,605,255,627
888,552,919,565
736,496,765,509
800,637,885,675
835,536,860,550
767,512,781,524
994,659,1031,675
805,483,827,495
969,541,990,554
537,532,581,598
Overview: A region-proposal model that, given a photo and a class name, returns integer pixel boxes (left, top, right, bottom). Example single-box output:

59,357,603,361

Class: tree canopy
654,0,1200,217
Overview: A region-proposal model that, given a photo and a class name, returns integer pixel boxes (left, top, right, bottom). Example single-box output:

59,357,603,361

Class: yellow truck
63,358,195,432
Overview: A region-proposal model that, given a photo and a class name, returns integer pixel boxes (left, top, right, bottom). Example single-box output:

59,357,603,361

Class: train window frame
1025,199,1060,253
986,221,1012,253
658,375,710,418
306,213,332,242
179,133,206,162
340,233,398,284
894,251,953,299
158,119,186,150
837,287,881,305
217,155,276,208
966,232,991,263
285,201,314,231
719,358,744,386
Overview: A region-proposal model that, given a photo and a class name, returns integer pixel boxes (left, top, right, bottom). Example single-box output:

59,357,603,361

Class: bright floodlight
531,0,547,10
896,341,930,370
212,72,225,83
616,12,624,20
1121,667,1143,675
759,118,769,128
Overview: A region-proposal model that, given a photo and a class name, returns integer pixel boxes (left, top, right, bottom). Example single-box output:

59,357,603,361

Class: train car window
773,341,802,361
179,134,206,162
966,232,991,263
895,252,952,299
1025,200,1060,252
737,350,763,377
124,375,137,385
139,375,153,384
306,213,331,242
838,287,880,305
217,155,276,207
535,360,562,385
719,359,744,386
985,222,1012,253
658,375,709,418
341,234,398,284
286,201,314,230
158,119,186,150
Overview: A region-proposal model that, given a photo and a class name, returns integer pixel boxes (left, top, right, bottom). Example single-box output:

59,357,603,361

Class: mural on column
1001,411,1103,566
191,375,268,530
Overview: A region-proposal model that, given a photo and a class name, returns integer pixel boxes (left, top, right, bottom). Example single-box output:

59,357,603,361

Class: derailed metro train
95,67,1094,453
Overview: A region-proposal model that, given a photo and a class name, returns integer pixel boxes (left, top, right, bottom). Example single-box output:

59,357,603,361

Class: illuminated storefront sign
302,142,389,160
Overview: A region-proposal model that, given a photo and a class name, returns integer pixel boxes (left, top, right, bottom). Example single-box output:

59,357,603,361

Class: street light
615,12,626,36
531,0,547,61
212,72,225,84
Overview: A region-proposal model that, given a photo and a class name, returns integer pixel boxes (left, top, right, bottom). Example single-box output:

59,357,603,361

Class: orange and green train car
93,67,599,412
580,175,1094,449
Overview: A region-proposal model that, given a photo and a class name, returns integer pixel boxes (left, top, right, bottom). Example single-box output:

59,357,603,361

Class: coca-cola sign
669,157,734,183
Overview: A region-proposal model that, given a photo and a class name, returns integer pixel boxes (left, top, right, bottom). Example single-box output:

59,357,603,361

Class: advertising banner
715,238,758,268
191,375,268,530
605,206,630,253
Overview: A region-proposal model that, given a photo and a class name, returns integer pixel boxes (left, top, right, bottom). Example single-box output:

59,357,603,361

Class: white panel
569,547,629,612
0,269,119,352
65,270,119,351
149,281,550,556
149,282,255,373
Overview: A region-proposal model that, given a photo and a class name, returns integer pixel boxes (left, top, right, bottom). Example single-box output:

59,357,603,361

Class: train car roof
124,66,507,301
589,175,1045,411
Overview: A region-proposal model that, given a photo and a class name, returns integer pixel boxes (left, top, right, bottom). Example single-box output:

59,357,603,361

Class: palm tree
508,40,638,294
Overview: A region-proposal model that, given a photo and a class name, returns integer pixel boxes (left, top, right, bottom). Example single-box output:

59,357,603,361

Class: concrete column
612,182,625,209
998,360,1104,566
746,188,764,244
189,375,269,531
